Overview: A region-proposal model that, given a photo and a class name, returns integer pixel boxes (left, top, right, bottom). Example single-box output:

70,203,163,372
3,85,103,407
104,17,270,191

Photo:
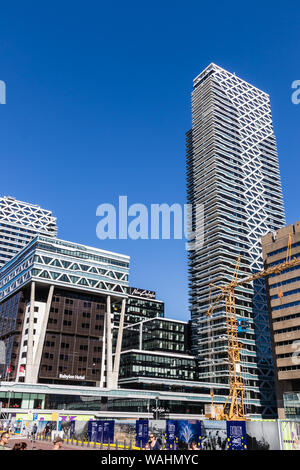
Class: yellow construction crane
207,232,299,421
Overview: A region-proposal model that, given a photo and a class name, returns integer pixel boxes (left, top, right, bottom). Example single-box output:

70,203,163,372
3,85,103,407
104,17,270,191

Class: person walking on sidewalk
44,423,51,439
32,423,38,441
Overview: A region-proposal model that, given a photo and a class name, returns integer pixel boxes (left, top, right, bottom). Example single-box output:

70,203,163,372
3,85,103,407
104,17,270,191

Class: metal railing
34,433,178,450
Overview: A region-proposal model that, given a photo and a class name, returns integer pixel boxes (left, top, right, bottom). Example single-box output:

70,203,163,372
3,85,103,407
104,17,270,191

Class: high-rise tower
0,196,57,267
187,63,285,417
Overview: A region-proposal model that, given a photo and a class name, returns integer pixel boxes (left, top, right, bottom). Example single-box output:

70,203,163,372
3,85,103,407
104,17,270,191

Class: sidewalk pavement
6,437,97,451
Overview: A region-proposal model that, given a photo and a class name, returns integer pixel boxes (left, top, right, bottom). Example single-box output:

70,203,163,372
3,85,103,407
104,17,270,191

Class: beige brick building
262,221,300,418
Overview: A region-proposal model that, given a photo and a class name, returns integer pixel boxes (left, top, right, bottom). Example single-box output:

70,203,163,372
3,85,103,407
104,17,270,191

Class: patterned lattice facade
0,236,129,303
0,196,57,268
187,63,285,417
0,235,130,387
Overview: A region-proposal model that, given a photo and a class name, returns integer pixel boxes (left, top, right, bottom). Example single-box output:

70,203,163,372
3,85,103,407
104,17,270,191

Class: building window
44,352,54,359
59,354,69,361
64,309,73,316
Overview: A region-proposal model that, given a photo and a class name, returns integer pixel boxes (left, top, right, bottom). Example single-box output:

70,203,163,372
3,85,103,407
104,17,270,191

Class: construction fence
1,417,300,450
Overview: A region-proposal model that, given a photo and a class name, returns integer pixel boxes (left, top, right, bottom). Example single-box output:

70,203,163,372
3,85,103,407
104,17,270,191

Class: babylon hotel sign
59,373,85,381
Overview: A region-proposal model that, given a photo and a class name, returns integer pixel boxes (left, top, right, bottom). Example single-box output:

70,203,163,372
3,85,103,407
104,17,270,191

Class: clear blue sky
0,1,299,321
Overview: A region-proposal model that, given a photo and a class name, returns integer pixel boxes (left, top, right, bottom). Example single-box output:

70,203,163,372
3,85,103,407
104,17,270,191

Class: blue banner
70,420,76,439
226,421,247,450
165,420,177,449
176,420,202,449
88,420,114,443
135,419,149,448
99,420,115,444
88,421,98,442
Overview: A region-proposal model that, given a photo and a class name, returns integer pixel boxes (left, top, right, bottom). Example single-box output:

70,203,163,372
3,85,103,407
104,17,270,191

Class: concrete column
112,298,126,388
99,311,107,389
139,322,143,350
31,285,54,383
25,281,35,383
106,296,113,388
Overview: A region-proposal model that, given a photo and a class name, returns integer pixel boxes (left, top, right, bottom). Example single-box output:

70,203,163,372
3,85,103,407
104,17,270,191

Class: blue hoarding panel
226,421,247,450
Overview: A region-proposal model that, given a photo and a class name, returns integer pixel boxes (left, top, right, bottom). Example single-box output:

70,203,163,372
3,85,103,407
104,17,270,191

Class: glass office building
112,287,164,327
121,317,190,354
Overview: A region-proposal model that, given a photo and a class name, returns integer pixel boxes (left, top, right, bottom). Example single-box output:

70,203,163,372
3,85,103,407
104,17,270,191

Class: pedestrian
149,433,161,450
0,432,10,450
12,442,27,451
44,423,50,438
144,443,150,450
52,436,64,450
32,423,38,441
188,441,200,450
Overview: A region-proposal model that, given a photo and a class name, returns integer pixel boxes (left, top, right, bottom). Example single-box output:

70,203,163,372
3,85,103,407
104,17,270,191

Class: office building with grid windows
262,221,300,418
